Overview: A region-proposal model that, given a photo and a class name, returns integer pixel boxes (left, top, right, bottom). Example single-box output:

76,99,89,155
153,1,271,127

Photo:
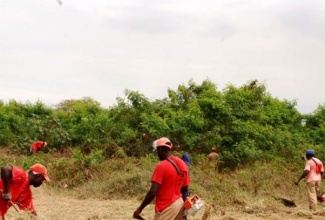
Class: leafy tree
55,97,105,152
304,104,325,145
1,79,322,171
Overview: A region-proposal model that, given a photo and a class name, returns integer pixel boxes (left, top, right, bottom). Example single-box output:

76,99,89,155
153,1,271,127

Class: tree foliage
0,80,323,170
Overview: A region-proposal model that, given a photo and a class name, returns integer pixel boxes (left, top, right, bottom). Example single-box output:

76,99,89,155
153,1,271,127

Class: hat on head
306,150,315,156
152,137,173,150
211,147,216,151
152,140,158,151
30,164,50,181
181,153,191,166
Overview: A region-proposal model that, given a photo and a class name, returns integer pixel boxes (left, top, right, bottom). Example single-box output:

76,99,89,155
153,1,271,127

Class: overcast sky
1,0,324,114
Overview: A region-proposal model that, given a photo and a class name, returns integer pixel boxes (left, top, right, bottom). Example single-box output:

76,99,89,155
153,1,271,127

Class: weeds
0,149,315,213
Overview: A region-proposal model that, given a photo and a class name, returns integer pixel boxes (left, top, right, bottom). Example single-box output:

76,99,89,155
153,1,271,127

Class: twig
9,201,19,213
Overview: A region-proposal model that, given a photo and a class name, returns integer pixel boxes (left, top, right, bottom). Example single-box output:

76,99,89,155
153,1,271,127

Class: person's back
0,164,50,219
208,152,218,161
208,147,218,161
208,147,219,171
152,156,189,212
0,166,33,217
30,141,47,154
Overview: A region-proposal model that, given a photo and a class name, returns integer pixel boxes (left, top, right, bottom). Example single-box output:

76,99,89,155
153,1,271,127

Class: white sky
1,0,324,114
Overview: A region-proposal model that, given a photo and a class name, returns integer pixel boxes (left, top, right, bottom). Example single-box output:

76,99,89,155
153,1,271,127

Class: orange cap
155,137,173,149
30,164,50,181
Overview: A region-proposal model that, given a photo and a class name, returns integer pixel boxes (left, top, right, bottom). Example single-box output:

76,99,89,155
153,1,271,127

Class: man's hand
133,207,142,219
2,192,12,200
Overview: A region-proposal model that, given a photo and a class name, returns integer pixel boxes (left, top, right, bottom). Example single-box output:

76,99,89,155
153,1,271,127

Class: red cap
30,164,50,181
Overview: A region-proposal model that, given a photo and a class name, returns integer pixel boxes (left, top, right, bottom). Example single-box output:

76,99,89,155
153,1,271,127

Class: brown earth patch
5,186,325,220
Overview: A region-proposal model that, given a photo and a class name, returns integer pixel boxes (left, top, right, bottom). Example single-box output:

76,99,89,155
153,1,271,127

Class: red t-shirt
0,166,35,217
151,156,190,212
30,141,45,153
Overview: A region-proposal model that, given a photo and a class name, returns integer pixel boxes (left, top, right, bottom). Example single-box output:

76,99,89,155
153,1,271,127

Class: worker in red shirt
133,137,190,220
0,164,50,220
30,141,47,154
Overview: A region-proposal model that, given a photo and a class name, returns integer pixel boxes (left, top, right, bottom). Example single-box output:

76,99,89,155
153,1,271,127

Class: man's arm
1,166,13,200
181,186,189,195
295,170,309,185
133,182,160,219
181,185,190,201
321,171,324,180
1,166,13,194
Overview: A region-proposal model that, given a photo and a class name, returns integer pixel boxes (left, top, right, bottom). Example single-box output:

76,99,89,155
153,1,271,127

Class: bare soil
6,186,325,220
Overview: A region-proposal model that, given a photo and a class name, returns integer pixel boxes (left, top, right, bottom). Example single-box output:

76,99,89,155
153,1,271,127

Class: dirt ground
5,186,325,220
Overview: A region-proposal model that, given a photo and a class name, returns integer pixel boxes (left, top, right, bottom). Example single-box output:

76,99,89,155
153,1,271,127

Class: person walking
30,141,47,154
295,150,324,212
208,147,219,170
133,137,190,220
0,164,50,219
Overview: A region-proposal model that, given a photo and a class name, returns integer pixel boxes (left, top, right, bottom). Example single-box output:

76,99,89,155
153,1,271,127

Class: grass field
5,185,325,220
3,148,325,219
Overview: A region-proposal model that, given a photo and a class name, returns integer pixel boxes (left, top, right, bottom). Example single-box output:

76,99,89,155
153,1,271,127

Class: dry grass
6,187,325,220
3,150,325,219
